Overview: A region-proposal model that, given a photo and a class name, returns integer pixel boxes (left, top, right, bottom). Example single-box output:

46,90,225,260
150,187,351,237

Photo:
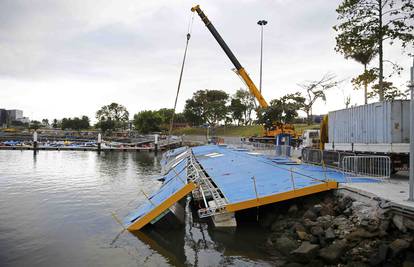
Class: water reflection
125,199,274,266
0,150,275,267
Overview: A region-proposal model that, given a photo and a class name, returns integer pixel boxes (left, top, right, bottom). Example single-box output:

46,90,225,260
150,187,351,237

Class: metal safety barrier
302,148,357,169
341,156,391,181
223,140,277,156
322,150,340,167
302,148,322,165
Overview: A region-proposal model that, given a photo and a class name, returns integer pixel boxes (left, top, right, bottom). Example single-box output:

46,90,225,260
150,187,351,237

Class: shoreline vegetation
172,124,320,137
1,124,320,139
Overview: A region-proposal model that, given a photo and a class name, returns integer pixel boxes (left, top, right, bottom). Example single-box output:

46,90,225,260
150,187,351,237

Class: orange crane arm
191,5,269,108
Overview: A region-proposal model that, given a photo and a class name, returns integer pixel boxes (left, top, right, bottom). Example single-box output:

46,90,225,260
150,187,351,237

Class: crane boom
191,5,269,108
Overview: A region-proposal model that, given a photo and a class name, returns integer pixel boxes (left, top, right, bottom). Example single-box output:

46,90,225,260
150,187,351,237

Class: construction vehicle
191,5,300,143
301,129,321,148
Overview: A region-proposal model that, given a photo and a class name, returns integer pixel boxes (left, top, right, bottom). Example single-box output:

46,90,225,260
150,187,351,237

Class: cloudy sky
0,0,412,122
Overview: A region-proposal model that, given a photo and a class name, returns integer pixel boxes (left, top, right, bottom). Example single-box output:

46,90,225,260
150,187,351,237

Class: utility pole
409,57,414,201
257,20,267,94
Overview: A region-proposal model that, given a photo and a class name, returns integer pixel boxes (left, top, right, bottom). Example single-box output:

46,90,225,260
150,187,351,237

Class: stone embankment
261,191,414,266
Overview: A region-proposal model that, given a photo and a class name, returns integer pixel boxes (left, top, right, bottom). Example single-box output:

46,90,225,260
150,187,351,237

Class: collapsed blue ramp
124,157,196,231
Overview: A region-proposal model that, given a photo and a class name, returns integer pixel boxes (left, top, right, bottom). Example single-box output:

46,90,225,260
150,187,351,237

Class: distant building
19,117,30,124
0,109,7,128
7,109,23,121
0,109,30,127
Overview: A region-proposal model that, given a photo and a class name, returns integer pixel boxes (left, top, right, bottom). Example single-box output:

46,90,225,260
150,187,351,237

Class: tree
351,67,378,100
156,108,174,130
30,120,41,130
41,119,49,127
349,48,378,104
174,113,187,123
52,119,59,128
133,110,162,134
95,119,115,134
183,98,205,126
299,73,339,124
96,103,129,130
228,98,245,126
334,0,414,100
233,89,256,125
61,116,90,131
61,118,68,130
256,93,305,129
96,103,129,128
157,108,173,124
80,116,90,130
183,90,229,126
368,81,407,100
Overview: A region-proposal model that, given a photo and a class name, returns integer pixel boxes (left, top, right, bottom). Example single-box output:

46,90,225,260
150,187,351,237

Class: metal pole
154,134,159,153
259,25,263,93
409,57,414,201
33,130,38,151
257,20,267,94
97,133,102,153
252,176,259,221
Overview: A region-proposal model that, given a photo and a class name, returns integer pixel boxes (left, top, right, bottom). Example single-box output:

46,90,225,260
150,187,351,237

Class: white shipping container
328,100,410,144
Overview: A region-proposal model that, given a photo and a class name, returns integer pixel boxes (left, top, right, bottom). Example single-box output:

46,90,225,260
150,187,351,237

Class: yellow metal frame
225,181,338,212
127,182,197,231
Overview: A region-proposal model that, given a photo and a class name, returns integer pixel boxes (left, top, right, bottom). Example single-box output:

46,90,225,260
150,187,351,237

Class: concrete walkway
341,174,414,213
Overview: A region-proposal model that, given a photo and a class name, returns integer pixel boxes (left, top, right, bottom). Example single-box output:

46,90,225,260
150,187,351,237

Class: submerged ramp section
192,145,339,213
124,155,196,231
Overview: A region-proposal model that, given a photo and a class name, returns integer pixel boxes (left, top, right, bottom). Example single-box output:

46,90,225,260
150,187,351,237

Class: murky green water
0,151,274,266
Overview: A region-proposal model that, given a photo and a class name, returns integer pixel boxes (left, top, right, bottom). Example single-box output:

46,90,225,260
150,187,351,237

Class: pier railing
341,156,391,181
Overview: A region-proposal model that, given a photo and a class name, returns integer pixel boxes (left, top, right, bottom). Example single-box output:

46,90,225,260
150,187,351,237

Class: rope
168,12,194,141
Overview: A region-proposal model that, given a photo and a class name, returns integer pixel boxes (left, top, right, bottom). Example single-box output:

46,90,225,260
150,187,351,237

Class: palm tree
349,48,377,104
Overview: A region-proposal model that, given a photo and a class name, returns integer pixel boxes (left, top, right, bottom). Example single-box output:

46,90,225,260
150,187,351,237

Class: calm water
0,150,274,266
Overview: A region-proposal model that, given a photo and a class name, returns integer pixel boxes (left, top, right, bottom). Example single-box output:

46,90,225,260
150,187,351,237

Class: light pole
257,20,267,94
409,57,414,201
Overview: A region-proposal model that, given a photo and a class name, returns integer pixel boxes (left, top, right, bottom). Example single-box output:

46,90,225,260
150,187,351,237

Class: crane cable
168,12,194,141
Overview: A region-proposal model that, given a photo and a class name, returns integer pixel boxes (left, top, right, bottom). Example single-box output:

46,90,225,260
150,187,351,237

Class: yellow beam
237,68,269,108
225,181,338,212
127,182,197,231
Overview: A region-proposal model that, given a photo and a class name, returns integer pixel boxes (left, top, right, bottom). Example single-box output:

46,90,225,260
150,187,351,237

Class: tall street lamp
409,57,414,201
257,20,268,94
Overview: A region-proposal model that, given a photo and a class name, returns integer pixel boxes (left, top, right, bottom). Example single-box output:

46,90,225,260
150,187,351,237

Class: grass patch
172,123,320,137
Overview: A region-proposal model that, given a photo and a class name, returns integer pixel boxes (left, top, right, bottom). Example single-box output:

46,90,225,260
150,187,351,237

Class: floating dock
124,145,381,231
0,140,182,152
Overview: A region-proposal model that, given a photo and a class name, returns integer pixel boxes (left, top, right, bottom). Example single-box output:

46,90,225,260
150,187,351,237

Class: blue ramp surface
192,145,380,205
124,158,195,231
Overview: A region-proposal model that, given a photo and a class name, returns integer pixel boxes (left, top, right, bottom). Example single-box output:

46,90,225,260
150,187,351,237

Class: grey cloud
0,0,411,121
